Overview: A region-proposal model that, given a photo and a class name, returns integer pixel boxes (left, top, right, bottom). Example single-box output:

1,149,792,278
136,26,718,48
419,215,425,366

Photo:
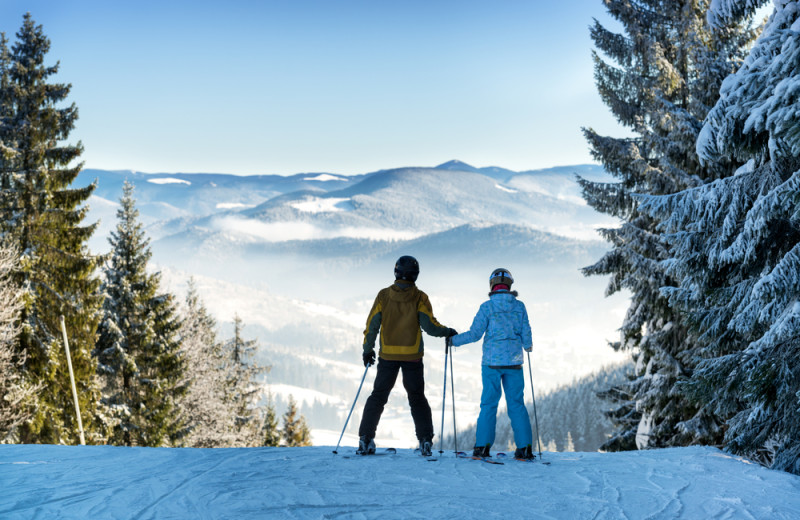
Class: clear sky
0,1,629,176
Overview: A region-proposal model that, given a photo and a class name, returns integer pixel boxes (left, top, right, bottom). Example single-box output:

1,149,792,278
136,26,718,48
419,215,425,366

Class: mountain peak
435,160,480,172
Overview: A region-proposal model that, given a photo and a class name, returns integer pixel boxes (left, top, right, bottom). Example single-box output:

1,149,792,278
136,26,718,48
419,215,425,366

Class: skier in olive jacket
357,255,455,457
449,268,534,460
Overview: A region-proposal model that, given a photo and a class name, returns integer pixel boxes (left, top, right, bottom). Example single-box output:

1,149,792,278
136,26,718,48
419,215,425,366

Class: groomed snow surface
3,444,800,519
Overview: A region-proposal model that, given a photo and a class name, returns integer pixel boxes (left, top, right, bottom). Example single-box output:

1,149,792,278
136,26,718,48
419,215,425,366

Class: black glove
363,350,376,367
447,328,458,338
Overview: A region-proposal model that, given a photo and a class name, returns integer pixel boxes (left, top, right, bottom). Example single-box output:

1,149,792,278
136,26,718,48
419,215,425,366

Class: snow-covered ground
2,444,799,519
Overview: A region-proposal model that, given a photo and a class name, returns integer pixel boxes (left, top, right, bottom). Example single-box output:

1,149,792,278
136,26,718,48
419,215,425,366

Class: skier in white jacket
449,268,534,460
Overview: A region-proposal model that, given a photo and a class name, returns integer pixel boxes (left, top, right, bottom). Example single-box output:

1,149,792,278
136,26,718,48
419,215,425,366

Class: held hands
445,328,458,348
363,350,376,367
524,347,533,353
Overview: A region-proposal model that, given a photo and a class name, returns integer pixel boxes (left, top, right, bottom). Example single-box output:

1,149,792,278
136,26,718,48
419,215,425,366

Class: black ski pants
358,358,434,442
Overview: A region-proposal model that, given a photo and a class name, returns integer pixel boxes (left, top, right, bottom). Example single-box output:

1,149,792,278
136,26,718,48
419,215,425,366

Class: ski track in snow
2,445,800,519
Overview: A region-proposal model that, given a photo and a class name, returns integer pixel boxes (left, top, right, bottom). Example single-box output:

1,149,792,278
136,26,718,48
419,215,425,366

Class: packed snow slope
2,445,799,519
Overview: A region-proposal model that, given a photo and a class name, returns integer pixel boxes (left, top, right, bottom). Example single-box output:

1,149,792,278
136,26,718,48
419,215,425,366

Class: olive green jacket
363,281,450,361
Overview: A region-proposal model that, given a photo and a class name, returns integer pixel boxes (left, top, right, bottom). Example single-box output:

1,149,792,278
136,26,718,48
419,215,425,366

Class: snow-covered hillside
2,444,799,519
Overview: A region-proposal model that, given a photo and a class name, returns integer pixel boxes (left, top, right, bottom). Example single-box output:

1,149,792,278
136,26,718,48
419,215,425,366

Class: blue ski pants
475,365,533,449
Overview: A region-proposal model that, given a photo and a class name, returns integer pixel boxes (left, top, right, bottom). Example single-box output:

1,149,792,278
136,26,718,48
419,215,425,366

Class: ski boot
356,436,376,455
472,445,491,458
419,437,433,457
514,445,535,460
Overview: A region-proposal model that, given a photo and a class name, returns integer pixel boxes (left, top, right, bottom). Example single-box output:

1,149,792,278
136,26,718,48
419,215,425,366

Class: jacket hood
389,281,419,303
489,291,517,311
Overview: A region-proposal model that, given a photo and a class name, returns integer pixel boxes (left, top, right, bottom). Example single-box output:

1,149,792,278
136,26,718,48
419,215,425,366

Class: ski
456,451,504,465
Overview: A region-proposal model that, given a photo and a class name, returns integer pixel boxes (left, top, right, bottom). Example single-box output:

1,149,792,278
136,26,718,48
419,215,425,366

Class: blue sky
2,1,629,175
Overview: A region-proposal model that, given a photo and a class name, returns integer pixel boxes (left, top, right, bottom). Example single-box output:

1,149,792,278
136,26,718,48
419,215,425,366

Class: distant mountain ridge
79,161,610,215
76,160,603,232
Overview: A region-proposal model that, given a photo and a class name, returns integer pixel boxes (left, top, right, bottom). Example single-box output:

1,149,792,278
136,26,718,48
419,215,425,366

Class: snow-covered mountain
3,444,799,519
79,167,362,217
80,161,628,442
79,161,613,246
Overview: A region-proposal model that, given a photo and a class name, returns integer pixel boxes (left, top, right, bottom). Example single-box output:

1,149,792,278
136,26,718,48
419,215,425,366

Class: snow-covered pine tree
282,395,311,447
176,279,237,447
640,0,800,474
1,14,104,444
224,314,268,446
95,182,186,446
261,393,281,447
145,290,186,445
595,374,638,451
0,34,14,224
0,240,38,441
581,0,756,450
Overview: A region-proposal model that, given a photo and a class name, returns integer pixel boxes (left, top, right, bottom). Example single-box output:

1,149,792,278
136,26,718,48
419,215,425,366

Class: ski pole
449,341,457,455
527,350,543,460
333,363,370,455
439,339,449,455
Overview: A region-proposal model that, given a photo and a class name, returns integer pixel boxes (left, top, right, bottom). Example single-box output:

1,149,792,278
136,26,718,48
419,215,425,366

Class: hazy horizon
82,159,603,178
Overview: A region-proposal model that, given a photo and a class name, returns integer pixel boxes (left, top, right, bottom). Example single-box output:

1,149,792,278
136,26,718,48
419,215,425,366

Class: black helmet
394,255,419,282
490,268,513,290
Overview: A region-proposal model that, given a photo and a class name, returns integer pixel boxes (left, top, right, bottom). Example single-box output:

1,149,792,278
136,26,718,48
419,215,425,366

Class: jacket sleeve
418,292,450,337
451,301,489,347
521,301,532,350
363,294,383,353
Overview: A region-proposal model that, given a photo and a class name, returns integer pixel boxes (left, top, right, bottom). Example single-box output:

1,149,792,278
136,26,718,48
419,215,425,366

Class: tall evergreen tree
581,0,755,450
176,279,236,447
641,1,800,473
144,291,186,444
224,314,268,446
1,14,103,444
95,181,185,446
